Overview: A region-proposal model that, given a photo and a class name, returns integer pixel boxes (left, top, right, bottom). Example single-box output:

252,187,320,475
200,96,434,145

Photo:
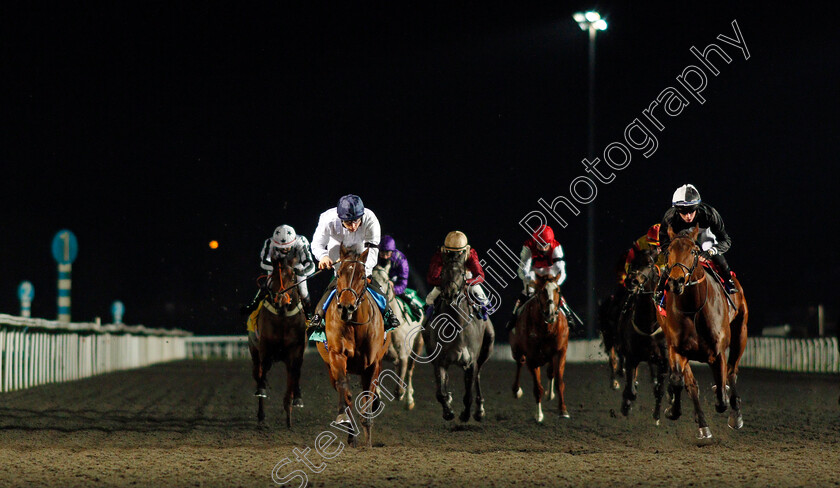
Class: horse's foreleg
460,365,475,423
360,362,381,448
434,364,454,421
652,356,668,426
683,362,712,445
329,352,356,445
556,350,569,418
528,365,544,423
711,353,729,414
727,310,748,430
290,354,304,408
397,352,409,402
621,357,640,417
608,347,621,390
472,323,493,421
665,347,684,421
512,357,524,399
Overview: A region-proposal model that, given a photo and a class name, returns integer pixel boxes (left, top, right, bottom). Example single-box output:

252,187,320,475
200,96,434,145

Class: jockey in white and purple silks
378,235,424,317
378,236,409,295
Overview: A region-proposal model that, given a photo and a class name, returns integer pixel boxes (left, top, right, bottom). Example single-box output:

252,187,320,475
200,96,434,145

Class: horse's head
335,245,368,321
534,275,561,324
439,250,467,301
270,256,299,310
371,264,394,301
666,225,701,295
625,248,660,295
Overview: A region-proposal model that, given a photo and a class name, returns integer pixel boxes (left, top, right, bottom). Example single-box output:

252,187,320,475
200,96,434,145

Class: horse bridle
664,235,706,287
624,256,663,336
664,234,709,316
336,259,369,312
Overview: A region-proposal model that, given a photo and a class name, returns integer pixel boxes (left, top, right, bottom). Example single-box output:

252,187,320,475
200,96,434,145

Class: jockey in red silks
505,225,582,330
424,231,489,313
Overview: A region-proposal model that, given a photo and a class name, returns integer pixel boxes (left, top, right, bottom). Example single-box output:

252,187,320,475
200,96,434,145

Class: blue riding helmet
380,235,396,252
337,194,365,221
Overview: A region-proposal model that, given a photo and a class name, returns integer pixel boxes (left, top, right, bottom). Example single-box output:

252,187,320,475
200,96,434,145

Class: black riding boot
505,292,529,331
240,287,268,316
306,280,336,336
711,254,737,294
301,295,314,320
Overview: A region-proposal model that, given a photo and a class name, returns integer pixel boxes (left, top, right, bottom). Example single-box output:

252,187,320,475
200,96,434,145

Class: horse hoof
474,408,485,422
621,403,631,417
665,407,680,421
611,380,621,390
292,398,304,408
459,411,470,423
728,413,744,430
335,413,351,427
560,411,570,419
696,427,713,446
254,389,268,398
443,410,455,421
406,402,415,411
514,387,523,399
655,418,661,427
715,401,729,414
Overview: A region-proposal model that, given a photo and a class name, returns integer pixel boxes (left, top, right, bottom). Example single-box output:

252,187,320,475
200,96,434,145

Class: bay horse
598,291,626,391
662,225,748,445
617,247,669,424
510,274,570,422
316,245,391,447
426,249,495,422
372,263,424,410
248,257,307,427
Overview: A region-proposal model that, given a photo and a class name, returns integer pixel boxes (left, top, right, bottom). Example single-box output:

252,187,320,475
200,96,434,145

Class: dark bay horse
599,291,626,391
663,226,749,445
510,274,570,422
248,257,307,427
315,246,391,447
426,250,494,422
617,248,669,424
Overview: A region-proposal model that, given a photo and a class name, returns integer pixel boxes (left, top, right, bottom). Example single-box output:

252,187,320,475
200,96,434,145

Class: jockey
425,230,489,312
378,235,423,318
306,194,401,337
240,224,316,317
505,225,581,330
658,184,737,294
623,223,666,282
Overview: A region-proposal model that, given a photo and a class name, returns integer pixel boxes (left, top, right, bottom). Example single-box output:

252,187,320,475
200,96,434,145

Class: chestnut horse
617,247,669,424
663,226,748,445
248,257,307,427
316,246,391,447
510,274,570,422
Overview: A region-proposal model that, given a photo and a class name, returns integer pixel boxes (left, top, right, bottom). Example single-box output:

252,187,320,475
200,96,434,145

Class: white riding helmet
671,184,701,209
271,225,297,250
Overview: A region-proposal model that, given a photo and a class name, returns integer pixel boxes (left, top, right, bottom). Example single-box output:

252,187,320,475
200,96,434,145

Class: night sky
2,2,838,337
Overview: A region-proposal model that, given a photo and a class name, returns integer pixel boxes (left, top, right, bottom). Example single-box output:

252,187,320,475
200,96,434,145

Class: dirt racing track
1,351,838,487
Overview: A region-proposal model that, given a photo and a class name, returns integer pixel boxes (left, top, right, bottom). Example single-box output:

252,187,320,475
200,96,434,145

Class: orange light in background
209,240,219,249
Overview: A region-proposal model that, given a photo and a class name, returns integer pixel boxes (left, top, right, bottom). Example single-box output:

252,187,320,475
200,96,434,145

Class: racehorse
662,225,749,445
617,247,669,424
316,245,392,447
372,263,424,410
426,249,495,422
598,292,626,391
510,274,570,422
248,257,307,427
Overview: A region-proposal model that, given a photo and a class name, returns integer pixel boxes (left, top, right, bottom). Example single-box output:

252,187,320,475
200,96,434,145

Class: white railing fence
0,314,190,393
185,335,250,360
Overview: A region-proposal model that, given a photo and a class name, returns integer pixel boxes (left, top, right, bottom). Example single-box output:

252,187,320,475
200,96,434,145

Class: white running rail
0,314,190,393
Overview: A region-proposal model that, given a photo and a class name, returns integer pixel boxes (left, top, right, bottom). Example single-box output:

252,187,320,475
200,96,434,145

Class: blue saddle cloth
311,287,388,344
